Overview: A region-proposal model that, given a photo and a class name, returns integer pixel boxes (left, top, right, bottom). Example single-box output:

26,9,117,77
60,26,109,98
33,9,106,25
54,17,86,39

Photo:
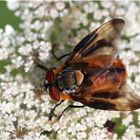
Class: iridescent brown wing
65,18,125,68
70,58,140,110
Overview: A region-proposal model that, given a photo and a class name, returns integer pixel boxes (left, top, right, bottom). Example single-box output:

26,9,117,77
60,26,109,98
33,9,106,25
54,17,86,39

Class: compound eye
49,86,60,101
46,69,55,83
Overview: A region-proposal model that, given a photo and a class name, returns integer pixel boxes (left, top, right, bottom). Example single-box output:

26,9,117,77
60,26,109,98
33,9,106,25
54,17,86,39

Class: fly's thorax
56,67,84,93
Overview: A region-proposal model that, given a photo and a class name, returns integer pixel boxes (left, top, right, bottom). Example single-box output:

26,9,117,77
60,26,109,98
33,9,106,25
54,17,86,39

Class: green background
0,1,21,73
0,1,21,30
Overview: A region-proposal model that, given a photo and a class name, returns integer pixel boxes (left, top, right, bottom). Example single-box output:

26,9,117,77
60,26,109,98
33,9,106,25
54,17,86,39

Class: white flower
0,131,11,140
18,45,32,56
5,25,15,35
0,36,10,48
24,57,34,72
93,111,108,128
52,122,60,131
0,1,140,139
0,48,10,60
76,131,87,139
129,35,140,51
122,125,139,140
50,8,59,19
1,102,14,114
11,56,24,68
122,114,133,126
6,0,19,10
55,2,65,11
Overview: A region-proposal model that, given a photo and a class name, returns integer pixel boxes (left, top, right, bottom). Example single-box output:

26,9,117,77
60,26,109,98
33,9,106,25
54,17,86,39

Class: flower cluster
0,1,140,139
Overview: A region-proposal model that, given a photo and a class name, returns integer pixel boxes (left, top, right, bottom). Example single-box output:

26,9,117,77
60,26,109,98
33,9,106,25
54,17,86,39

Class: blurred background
0,1,21,29
0,1,140,139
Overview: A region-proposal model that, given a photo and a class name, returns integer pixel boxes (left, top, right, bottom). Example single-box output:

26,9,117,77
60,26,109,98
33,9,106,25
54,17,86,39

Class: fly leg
36,62,48,71
35,49,70,70
49,100,64,121
57,105,85,120
51,46,70,61
40,100,64,135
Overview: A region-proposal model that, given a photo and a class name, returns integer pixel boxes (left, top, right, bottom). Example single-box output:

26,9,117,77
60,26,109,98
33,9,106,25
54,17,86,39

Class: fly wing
70,58,140,111
65,18,125,68
72,83,140,111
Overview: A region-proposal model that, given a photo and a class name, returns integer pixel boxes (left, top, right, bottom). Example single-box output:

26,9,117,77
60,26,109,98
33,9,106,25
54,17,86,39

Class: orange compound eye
49,86,60,101
46,69,55,83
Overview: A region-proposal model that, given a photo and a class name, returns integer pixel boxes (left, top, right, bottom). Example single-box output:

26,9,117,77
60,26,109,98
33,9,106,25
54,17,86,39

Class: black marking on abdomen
108,67,125,73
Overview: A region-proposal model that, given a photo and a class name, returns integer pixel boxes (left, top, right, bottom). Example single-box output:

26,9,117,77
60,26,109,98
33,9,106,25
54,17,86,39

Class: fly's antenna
31,51,49,71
